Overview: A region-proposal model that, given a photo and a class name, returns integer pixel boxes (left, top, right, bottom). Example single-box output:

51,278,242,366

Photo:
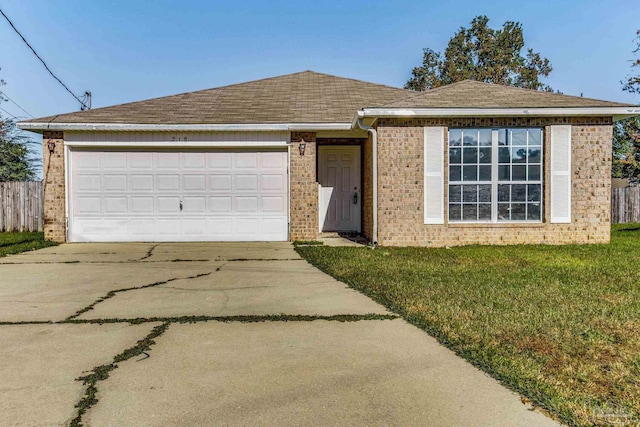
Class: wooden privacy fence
0,181,44,232
612,186,640,224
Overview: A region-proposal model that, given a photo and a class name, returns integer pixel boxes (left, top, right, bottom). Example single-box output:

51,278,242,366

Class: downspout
356,117,378,246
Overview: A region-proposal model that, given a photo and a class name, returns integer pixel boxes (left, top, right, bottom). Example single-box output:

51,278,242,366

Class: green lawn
296,224,640,427
0,232,57,257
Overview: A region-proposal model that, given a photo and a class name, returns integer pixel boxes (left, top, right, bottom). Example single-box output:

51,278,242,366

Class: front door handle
353,192,358,205
179,200,183,211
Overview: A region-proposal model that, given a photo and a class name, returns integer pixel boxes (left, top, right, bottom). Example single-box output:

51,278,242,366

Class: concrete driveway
0,243,560,427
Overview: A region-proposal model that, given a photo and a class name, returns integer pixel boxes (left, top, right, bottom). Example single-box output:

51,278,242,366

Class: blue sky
1,1,639,177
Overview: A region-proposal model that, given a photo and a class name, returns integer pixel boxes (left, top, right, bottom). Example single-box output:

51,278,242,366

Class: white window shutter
550,125,572,223
424,127,445,224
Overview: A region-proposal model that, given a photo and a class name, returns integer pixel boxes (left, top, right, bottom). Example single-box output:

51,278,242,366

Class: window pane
479,147,491,163
479,165,491,181
479,129,492,146
498,203,510,220
478,204,492,221
498,184,510,202
512,184,527,201
463,148,478,163
498,129,507,146
463,185,478,202
499,147,511,163
511,203,526,220
511,129,527,145
528,147,541,163
462,165,477,181
449,130,462,146
512,147,527,163
449,185,462,202
512,165,526,180
450,166,461,182
528,129,542,146
449,148,462,164
478,184,491,203
498,165,510,181
528,165,541,181
527,184,541,202
463,130,478,146
462,204,478,221
449,204,462,221
528,203,541,221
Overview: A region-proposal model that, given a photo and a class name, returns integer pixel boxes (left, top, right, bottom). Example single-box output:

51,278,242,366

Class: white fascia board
64,140,291,148
17,122,353,132
357,107,640,119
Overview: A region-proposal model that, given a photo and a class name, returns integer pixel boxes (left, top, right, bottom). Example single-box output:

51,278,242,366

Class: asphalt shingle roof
382,79,633,109
25,72,635,127
27,71,412,125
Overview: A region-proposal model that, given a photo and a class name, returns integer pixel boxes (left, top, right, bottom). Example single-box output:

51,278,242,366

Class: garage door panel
103,153,127,169
209,196,232,213
128,152,153,169
131,197,154,213
207,153,232,169
131,175,154,191
104,197,128,213
209,175,232,190
70,149,288,242
103,175,127,191
183,175,206,191
183,196,206,213
76,174,101,191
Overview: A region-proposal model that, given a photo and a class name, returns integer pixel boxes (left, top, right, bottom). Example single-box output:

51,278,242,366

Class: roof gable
28,71,412,125
382,80,633,109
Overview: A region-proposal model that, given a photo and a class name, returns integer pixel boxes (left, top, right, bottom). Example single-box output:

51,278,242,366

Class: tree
613,30,640,181
0,117,37,181
405,16,553,91
0,75,38,181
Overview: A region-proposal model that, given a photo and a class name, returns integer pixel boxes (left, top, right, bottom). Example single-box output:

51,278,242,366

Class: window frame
447,127,544,224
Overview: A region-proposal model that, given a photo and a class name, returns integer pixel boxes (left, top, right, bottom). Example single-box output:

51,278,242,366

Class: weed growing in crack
65,272,212,321
69,322,170,427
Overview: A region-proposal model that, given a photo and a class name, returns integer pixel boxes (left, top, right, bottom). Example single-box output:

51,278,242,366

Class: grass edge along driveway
296,225,640,427
0,232,57,257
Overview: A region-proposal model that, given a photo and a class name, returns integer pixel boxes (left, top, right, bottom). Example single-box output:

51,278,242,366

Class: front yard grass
0,232,57,257
296,224,640,427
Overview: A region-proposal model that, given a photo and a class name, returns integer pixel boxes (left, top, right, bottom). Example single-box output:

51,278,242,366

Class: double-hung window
448,128,543,223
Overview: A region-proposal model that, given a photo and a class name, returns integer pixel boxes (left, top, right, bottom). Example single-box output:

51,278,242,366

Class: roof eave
353,107,640,123
17,122,354,133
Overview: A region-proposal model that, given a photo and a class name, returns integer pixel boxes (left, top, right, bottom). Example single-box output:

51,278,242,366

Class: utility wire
0,7,88,110
0,91,35,118
0,105,18,119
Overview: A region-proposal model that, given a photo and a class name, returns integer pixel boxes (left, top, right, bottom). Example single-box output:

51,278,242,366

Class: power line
0,91,35,118
0,7,89,110
0,106,18,119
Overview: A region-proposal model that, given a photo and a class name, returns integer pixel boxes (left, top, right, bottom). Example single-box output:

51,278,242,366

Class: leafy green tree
0,75,38,181
612,117,640,180
405,15,553,91
613,30,640,181
622,30,640,94
0,116,37,181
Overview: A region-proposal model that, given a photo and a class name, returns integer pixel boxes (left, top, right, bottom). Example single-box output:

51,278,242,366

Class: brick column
289,132,318,240
42,131,66,242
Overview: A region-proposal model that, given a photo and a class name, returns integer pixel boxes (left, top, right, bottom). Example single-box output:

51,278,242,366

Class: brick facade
375,117,613,247
289,132,318,240
42,131,66,243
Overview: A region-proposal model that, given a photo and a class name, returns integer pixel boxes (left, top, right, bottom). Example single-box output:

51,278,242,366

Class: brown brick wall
289,132,318,240
376,117,613,247
42,131,66,243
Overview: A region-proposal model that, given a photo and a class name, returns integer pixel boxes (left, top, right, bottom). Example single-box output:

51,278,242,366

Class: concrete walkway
0,243,561,426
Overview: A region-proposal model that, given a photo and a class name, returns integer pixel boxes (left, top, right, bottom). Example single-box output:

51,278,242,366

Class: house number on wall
170,136,188,142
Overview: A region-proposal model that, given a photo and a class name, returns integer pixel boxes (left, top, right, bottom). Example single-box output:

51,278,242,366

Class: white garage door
69,149,288,242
